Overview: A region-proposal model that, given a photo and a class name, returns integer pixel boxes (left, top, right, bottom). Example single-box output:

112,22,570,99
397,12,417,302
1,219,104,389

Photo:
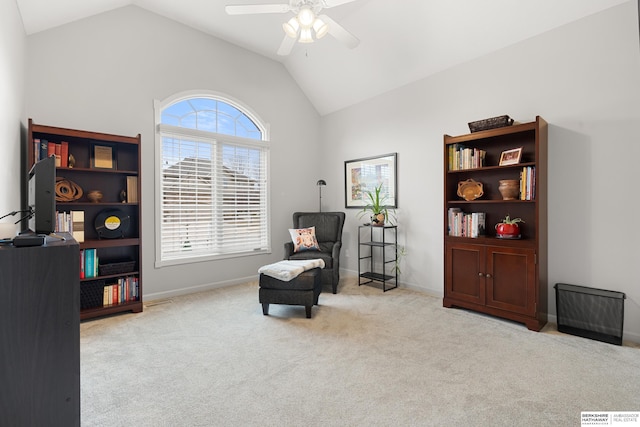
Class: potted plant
358,184,395,226
495,214,524,239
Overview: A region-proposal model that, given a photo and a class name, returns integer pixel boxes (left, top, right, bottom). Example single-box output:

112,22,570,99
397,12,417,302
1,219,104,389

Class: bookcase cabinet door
485,246,536,316
444,242,486,305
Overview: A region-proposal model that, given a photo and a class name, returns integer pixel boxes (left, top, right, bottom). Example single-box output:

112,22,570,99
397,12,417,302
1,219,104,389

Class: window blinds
160,135,268,262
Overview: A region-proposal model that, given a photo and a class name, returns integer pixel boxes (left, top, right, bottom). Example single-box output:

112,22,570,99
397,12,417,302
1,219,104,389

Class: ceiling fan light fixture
299,27,314,43
297,6,315,28
313,18,328,39
283,17,300,38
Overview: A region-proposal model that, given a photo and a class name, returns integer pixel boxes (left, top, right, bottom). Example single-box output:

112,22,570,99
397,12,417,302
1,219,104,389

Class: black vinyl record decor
94,208,130,239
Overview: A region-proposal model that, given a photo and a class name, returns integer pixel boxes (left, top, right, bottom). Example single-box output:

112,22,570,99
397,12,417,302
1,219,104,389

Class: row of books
56,210,84,242
34,138,69,167
520,167,536,200
448,208,486,238
448,144,486,171
103,276,139,307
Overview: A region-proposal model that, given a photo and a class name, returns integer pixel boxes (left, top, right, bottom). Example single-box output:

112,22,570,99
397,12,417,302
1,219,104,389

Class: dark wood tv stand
0,234,80,426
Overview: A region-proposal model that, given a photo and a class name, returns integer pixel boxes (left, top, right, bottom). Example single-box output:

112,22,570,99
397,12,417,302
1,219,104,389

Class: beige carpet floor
80,277,640,426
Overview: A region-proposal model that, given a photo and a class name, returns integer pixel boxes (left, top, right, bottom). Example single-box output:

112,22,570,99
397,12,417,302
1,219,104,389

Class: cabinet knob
478,272,484,277
486,273,492,278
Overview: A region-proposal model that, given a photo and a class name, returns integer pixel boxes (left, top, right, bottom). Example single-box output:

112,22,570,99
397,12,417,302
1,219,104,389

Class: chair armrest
331,241,342,259
284,242,294,259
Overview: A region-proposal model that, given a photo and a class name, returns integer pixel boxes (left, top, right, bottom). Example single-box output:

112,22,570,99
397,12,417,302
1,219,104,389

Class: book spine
80,250,85,279
85,249,94,279
126,176,138,203
60,141,69,168
33,138,40,163
54,143,61,167
477,212,486,236
531,167,536,199
47,142,55,160
71,210,85,243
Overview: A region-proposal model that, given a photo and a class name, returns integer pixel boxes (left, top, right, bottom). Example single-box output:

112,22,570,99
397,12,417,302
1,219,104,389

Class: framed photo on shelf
499,147,523,166
344,153,397,209
91,143,117,169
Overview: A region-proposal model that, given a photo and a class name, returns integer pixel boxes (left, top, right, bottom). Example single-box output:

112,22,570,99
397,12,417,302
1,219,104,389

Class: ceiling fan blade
322,0,359,8
319,14,359,49
277,35,296,56
225,4,292,15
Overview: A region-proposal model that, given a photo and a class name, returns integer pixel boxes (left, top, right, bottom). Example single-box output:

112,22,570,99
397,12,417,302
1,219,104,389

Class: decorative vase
495,223,521,239
498,179,519,200
372,213,385,227
87,190,103,203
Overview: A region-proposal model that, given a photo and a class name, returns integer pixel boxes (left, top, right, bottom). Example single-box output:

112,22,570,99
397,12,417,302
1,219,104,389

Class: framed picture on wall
344,153,397,208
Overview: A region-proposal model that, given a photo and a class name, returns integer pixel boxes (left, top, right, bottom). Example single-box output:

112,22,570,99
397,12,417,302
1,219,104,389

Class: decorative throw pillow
288,226,320,252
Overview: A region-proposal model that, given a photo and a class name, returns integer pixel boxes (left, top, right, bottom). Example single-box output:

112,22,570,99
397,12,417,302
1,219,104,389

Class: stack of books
520,166,536,200
448,208,486,237
449,144,486,171
103,276,139,306
33,138,69,167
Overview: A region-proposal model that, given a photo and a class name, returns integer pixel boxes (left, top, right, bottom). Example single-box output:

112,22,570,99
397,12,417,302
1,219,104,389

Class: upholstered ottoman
259,267,321,318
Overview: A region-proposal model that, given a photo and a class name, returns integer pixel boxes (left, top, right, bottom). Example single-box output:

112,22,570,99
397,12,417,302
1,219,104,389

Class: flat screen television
27,155,56,235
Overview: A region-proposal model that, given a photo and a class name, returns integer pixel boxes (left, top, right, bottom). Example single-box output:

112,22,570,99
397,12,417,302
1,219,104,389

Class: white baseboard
144,275,257,302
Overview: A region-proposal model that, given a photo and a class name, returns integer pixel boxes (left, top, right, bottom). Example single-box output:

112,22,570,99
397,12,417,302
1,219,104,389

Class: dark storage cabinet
0,236,80,426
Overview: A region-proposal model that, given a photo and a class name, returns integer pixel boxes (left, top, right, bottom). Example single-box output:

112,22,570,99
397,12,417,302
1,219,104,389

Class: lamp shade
313,18,328,39
283,17,299,38
299,27,313,43
317,179,326,186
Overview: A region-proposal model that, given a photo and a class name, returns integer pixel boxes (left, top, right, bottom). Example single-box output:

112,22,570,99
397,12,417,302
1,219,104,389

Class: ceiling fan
225,0,360,56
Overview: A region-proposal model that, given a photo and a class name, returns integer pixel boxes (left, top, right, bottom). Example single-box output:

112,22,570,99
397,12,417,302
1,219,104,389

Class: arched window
155,92,270,266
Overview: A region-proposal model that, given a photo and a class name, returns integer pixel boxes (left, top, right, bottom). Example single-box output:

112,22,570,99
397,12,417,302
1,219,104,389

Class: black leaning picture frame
344,152,397,209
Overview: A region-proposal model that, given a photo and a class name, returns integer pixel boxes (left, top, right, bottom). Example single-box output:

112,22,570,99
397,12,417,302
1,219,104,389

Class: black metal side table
358,225,398,292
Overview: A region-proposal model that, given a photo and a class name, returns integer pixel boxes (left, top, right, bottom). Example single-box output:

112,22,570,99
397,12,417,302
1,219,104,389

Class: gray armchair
284,212,345,294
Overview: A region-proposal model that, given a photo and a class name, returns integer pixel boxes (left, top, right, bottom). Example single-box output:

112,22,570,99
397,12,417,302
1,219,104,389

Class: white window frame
154,90,271,267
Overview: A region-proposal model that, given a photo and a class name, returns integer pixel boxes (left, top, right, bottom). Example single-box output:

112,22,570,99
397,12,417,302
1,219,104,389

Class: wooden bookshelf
28,119,142,320
443,116,547,331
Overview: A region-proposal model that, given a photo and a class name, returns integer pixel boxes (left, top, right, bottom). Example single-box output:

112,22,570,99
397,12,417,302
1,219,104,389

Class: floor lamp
317,179,326,212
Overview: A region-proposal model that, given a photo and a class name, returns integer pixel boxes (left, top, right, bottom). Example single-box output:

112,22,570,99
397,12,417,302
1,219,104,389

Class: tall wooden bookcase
443,116,547,331
28,119,142,320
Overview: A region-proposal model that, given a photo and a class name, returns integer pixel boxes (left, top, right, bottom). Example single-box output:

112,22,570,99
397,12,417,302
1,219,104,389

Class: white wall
0,0,26,234
320,1,640,342
24,5,321,298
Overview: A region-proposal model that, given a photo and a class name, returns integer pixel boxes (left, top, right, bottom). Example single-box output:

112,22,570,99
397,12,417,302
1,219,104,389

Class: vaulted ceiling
15,0,629,115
